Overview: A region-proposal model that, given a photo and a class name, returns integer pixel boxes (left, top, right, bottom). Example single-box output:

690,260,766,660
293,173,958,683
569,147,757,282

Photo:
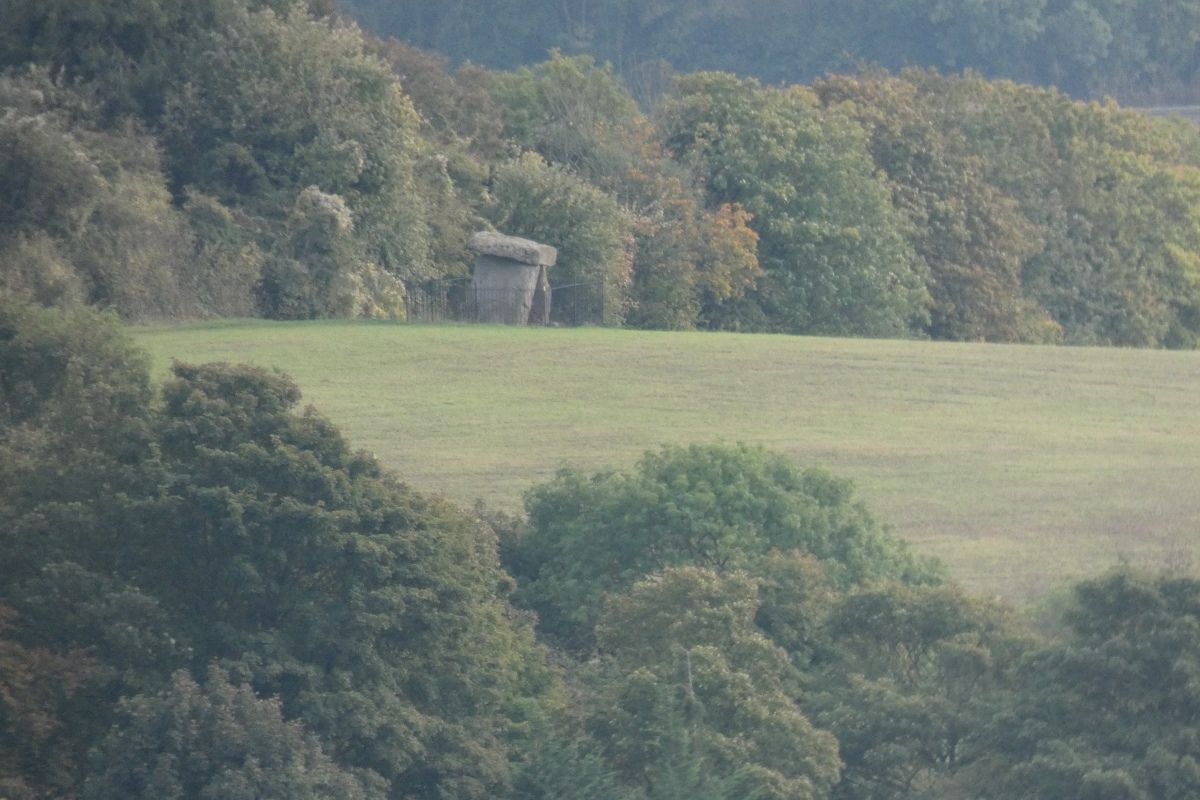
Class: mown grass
133,319,1200,602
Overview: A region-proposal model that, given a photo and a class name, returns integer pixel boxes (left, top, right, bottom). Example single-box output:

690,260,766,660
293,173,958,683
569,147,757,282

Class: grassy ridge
133,320,1200,602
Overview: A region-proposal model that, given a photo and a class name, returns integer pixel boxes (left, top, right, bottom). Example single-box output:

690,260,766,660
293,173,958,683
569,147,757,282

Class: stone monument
468,231,557,325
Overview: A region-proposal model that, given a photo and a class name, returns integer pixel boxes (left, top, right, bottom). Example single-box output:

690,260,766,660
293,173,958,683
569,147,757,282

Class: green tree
811,583,1036,800
64,133,195,320
0,70,203,320
492,54,642,179
950,570,1200,799
509,708,640,800
0,298,164,792
0,300,555,800
660,73,930,336
338,0,1200,103
160,5,438,305
898,0,1045,77
256,186,405,319
813,73,1050,342
0,0,337,119
181,190,265,318
378,40,509,163
912,71,1200,346
588,568,842,800
611,141,761,331
0,296,156,510
84,666,386,800
124,361,549,800
490,53,763,330
336,0,551,72
0,78,98,309
0,606,92,800
513,443,938,650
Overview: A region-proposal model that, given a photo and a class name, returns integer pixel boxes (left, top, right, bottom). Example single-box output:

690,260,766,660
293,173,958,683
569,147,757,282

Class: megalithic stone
468,232,557,325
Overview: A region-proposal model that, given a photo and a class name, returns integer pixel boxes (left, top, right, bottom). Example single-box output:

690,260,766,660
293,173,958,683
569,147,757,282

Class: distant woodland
340,0,1200,103
5,0,1200,345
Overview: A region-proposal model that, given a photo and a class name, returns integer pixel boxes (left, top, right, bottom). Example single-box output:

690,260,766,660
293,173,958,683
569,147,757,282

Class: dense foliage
5,0,1200,344
0,298,551,800
2,298,1200,800
511,443,938,647
5,4,1200,789
660,73,930,336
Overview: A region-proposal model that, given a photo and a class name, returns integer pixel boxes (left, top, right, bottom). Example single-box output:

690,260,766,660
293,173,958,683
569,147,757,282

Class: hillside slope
134,320,1200,601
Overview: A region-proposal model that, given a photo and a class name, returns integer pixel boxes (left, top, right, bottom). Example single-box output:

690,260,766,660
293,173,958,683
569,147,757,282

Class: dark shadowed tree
84,666,387,800
0,300,555,800
948,569,1200,799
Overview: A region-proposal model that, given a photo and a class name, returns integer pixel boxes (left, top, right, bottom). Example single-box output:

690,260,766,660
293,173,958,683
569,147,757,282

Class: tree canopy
0,298,552,800
5,0,1200,345
660,73,930,336
510,442,939,649
3,297,1200,799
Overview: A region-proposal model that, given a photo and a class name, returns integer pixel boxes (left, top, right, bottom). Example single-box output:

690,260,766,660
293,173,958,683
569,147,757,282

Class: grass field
132,319,1200,603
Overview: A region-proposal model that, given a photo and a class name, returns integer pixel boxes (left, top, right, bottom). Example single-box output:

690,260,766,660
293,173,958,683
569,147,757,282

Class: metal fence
404,278,472,323
405,278,608,326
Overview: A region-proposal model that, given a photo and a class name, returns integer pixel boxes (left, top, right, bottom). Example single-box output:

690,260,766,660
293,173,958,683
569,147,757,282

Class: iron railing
404,278,608,326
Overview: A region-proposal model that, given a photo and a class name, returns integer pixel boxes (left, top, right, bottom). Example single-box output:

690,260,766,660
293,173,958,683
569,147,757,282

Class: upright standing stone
469,232,557,324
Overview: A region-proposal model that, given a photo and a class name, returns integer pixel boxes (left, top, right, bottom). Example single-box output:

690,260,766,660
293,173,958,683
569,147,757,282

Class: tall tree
512,443,938,650
0,71,211,320
660,73,930,336
813,73,1048,342
911,71,1200,346
0,606,92,800
0,0,337,119
484,151,635,324
490,53,762,330
0,300,554,800
948,570,1200,799
811,583,1037,800
589,568,842,800
84,666,386,800
161,5,438,306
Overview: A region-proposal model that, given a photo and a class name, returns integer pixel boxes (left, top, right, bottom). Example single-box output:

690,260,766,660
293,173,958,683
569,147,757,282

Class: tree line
340,0,1200,103
5,0,1200,346
3,296,1200,800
